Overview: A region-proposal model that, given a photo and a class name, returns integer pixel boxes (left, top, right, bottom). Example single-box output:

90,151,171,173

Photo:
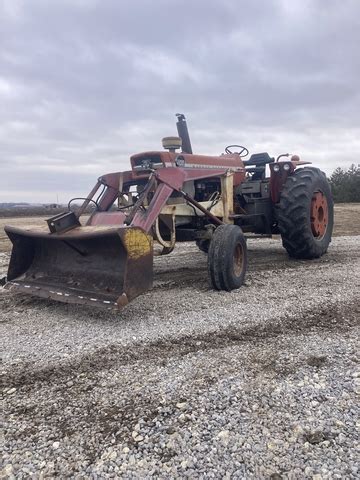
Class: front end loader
3,114,334,309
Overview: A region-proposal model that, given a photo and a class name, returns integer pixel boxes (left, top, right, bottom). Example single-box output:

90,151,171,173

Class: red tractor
4,114,333,309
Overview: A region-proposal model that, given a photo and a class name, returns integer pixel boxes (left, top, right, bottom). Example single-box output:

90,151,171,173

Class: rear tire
208,225,247,291
277,167,334,259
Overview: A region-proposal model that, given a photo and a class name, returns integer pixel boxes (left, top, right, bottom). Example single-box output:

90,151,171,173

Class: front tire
277,167,334,259
208,225,247,291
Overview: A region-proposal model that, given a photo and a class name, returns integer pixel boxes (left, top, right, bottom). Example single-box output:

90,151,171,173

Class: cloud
0,0,359,201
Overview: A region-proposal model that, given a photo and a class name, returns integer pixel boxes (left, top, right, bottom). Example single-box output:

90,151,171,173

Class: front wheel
277,167,334,259
208,225,247,291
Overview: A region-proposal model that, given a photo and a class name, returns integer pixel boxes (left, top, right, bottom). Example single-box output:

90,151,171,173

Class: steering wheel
225,145,249,157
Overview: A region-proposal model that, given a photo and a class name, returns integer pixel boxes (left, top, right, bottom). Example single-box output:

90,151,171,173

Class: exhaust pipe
176,113,193,154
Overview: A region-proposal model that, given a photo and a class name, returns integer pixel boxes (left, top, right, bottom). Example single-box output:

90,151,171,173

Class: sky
1,0,359,203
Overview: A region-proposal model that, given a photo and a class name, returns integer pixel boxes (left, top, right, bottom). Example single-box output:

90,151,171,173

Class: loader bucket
4,225,153,309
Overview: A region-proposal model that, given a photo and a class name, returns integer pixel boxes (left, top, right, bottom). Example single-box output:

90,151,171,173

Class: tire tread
276,167,334,259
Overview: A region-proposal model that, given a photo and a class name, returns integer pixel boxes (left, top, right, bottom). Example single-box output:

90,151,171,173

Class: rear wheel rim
310,191,329,239
233,243,244,277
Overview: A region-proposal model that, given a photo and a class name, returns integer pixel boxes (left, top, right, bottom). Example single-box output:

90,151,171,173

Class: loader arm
87,166,231,230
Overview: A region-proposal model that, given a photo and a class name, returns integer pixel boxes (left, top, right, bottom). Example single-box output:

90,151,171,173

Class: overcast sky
1,0,359,203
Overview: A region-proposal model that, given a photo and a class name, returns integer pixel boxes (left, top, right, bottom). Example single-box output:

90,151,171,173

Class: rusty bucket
4,225,153,309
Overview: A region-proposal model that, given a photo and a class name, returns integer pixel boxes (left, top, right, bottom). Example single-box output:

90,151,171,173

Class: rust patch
123,228,152,259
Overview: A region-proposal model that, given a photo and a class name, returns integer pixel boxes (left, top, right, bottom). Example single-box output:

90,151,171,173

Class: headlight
283,163,291,171
141,158,151,169
175,155,186,167
273,164,280,172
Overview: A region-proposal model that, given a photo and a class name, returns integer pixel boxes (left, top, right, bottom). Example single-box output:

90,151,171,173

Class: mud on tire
277,167,334,259
208,224,247,291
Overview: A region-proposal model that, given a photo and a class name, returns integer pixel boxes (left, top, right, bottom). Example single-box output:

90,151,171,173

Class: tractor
4,114,334,309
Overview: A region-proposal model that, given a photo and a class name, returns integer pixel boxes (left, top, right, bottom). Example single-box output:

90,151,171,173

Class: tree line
328,164,360,203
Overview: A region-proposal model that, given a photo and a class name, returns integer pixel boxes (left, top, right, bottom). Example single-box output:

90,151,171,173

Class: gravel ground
1,235,360,478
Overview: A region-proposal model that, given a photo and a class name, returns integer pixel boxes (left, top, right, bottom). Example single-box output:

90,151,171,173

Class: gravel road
1,235,359,479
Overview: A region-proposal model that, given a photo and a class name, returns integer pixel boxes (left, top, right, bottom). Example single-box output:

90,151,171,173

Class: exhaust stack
176,113,193,154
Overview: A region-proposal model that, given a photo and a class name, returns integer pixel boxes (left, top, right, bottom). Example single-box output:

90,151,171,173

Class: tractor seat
243,152,274,166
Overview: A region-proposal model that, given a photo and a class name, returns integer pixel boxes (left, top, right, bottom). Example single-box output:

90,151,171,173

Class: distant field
333,203,360,236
